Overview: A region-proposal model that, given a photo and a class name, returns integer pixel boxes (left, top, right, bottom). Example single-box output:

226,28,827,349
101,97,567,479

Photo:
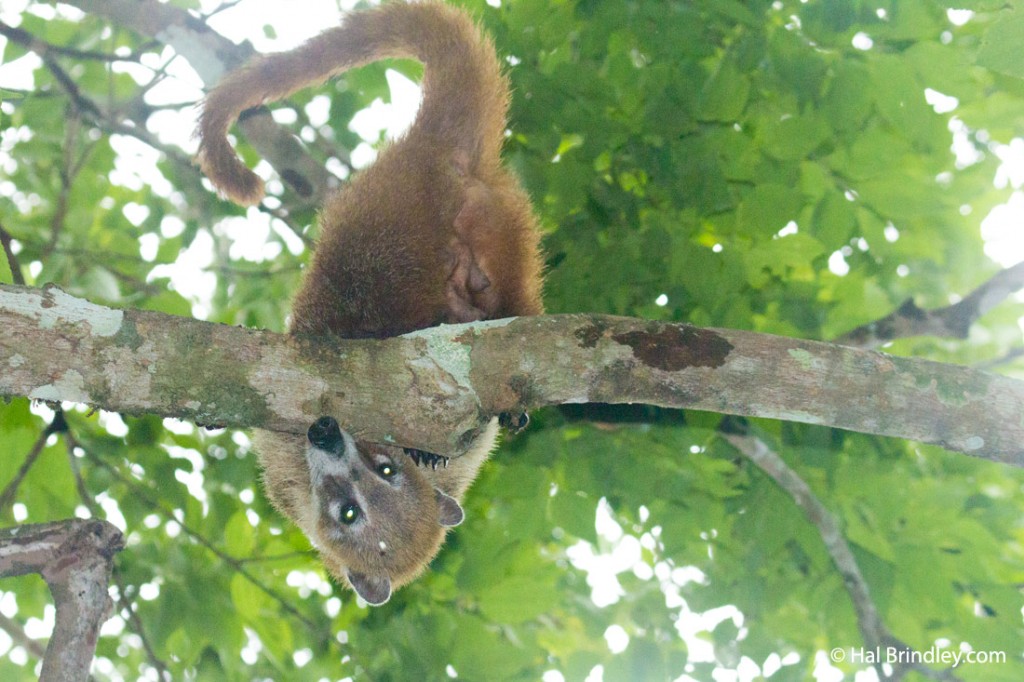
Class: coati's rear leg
449,179,532,434
445,174,508,324
438,240,530,451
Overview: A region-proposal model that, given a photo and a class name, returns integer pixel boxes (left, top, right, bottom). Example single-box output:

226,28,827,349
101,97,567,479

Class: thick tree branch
2,284,1022,465
0,519,124,682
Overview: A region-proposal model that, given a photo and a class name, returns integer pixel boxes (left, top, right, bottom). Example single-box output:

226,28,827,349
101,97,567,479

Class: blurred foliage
2,0,1024,679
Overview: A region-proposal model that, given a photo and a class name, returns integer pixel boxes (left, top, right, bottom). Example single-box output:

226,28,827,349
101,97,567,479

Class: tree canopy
2,0,1024,679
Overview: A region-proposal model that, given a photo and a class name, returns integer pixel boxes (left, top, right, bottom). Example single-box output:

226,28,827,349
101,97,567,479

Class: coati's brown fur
196,1,543,604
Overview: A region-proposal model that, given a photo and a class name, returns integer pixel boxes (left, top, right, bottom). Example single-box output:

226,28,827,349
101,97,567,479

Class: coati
196,1,543,604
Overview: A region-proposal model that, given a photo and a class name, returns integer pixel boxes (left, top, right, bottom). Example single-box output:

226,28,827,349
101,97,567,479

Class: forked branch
0,519,124,682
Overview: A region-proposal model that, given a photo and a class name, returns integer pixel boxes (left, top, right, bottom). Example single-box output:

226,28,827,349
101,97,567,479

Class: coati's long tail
196,1,508,206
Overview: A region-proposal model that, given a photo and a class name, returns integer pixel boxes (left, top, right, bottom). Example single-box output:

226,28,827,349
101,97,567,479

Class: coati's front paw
499,412,530,434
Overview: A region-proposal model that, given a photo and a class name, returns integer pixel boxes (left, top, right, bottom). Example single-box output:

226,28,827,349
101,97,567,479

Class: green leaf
604,638,668,681
224,510,255,558
813,191,858,247
977,10,1024,79
736,184,805,236
696,63,750,122
822,62,873,134
869,55,940,148
841,500,896,561
477,573,561,623
760,113,830,162
229,573,267,621
549,490,598,543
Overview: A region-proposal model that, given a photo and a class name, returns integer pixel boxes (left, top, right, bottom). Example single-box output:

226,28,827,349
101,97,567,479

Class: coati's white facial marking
305,417,359,481
305,416,362,528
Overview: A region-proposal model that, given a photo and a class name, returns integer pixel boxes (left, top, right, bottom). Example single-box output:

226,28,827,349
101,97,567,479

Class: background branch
61,0,337,209
723,426,961,681
0,519,124,682
836,262,1024,349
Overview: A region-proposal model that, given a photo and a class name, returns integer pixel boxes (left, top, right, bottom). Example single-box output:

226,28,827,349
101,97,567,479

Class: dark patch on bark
113,315,144,351
612,324,733,371
574,318,608,348
508,374,533,403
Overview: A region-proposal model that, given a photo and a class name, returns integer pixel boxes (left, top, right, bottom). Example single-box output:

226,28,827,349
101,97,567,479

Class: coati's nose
307,416,344,452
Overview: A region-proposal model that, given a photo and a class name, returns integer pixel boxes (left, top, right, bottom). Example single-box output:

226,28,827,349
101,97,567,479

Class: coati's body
196,1,543,604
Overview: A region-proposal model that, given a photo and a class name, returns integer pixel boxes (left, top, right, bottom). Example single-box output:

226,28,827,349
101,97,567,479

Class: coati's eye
377,462,396,478
340,504,360,525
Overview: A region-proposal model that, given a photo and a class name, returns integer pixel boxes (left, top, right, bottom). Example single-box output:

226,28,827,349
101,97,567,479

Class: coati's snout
307,416,344,455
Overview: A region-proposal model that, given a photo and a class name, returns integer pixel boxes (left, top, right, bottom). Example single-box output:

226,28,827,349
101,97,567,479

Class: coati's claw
403,448,450,469
499,412,530,434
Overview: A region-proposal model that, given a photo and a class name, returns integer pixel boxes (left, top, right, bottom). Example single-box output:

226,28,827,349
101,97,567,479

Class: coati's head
302,416,464,605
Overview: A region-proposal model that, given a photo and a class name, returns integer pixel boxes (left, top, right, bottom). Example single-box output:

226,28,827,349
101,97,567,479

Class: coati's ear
435,489,465,527
348,571,391,606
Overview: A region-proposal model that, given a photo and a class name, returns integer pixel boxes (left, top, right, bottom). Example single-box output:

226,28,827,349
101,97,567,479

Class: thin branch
64,435,101,519
0,222,25,286
0,612,47,660
201,0,247,21
38,53,102,120
22,241,302,280
58,431,171,679
0,412,67,516
236,550,315,565
30,55,103,260
288,104,355,175
7,3,321,246
110,570,171,682
43,104,81,257
64,0,345,209
836,261,1024,349
975,347,1024,371
0,20,153,63
38,55,312,247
